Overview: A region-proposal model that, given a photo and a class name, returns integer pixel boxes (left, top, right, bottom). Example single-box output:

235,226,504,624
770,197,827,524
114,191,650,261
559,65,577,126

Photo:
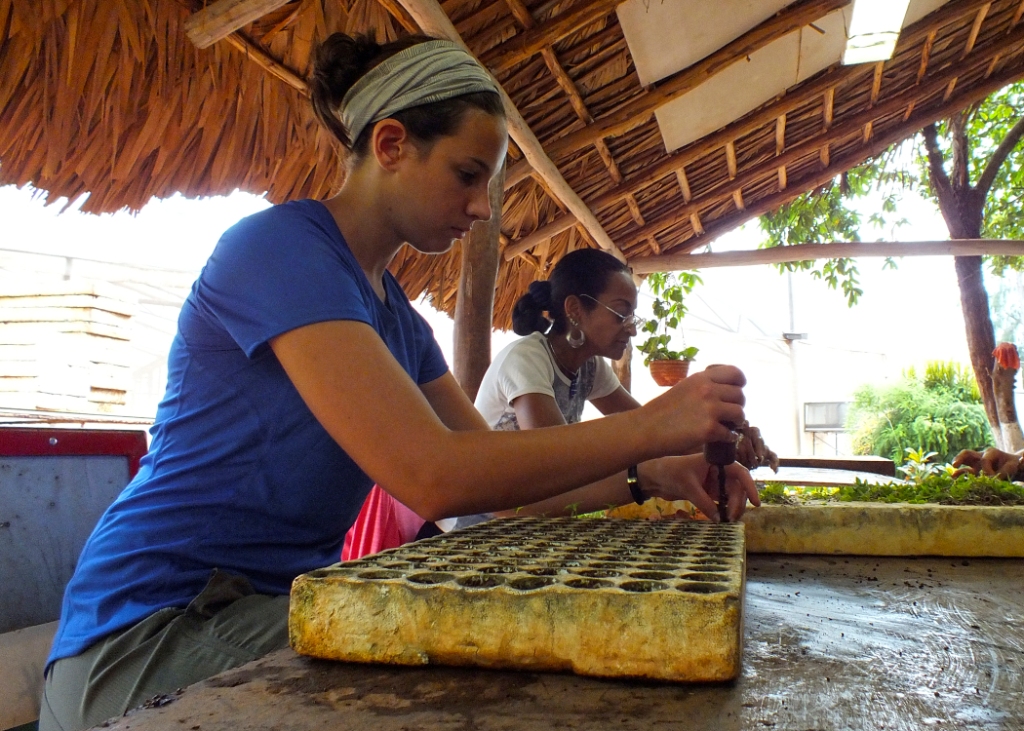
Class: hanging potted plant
637,271,701,387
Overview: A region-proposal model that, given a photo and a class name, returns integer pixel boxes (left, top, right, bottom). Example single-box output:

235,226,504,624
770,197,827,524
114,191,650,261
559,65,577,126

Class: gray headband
338,40,500,145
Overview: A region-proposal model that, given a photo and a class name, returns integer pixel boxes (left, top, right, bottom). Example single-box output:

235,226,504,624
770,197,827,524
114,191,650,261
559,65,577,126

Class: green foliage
905,361,982,403
758,473,1024,506
846,365,993,465
637,271,702,365
946,83,1024,248
758,163,910,307
897,447,945,485
759,80,1024,297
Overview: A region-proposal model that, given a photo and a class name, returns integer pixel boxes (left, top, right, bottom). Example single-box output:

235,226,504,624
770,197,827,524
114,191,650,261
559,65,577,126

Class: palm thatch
2,0,1023,328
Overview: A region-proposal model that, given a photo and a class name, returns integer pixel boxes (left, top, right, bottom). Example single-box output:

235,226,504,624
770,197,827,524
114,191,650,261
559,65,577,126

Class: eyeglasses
580,294,644,329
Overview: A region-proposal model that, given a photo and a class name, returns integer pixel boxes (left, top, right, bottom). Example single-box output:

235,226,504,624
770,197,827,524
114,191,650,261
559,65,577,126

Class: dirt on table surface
96,555,1024,731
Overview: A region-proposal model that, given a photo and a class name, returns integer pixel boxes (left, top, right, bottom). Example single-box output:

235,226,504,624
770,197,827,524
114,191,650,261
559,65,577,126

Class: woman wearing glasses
452,248,760,527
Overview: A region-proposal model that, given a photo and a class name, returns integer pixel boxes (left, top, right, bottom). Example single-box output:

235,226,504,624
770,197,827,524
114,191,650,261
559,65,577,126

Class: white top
474,331,621,430
438,332,622,532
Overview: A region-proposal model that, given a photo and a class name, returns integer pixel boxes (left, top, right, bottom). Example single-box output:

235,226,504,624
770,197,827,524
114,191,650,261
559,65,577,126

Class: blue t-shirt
49,200,448,664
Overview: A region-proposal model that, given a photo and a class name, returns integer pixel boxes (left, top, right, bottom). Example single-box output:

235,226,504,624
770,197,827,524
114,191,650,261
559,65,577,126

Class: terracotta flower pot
649,359,691,387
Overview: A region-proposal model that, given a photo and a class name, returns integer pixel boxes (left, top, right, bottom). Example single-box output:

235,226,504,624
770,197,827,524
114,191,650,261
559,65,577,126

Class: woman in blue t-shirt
41,32,756,731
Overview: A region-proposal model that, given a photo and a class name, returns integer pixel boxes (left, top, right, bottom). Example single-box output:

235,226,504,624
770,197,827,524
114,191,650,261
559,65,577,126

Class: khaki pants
40,570,289,731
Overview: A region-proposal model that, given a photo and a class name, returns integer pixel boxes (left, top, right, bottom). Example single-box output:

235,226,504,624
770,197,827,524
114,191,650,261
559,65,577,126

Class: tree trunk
922,122,1002,445
453,165,504,401
953,255,1000,443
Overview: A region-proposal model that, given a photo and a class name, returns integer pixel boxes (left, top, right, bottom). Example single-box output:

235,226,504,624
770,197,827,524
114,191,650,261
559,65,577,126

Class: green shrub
758,474,1024,506
846,364,992,465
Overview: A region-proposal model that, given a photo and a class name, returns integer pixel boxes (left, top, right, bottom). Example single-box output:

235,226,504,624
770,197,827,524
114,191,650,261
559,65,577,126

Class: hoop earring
566,319,586,348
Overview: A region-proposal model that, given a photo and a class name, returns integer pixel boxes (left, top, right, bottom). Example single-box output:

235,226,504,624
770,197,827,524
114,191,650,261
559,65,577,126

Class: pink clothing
341,485,426,561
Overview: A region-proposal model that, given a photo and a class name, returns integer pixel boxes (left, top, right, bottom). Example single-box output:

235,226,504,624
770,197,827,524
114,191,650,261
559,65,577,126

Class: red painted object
0,428,148,478
994,342,1020,370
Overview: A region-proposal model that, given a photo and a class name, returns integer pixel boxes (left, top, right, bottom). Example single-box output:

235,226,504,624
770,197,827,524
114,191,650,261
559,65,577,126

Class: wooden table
96,554,1024,731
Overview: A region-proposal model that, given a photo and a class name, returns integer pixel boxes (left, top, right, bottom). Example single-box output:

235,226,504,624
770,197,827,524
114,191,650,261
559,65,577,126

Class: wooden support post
453,166,505,401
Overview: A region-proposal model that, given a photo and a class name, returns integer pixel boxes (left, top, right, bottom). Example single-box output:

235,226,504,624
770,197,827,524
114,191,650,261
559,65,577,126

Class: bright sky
0,181,984,363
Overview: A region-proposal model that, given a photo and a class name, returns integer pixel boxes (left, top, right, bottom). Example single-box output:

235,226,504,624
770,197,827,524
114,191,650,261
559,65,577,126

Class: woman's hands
951,447,1023,481
735,421,780,472
643,365,747,456
640,454,760,522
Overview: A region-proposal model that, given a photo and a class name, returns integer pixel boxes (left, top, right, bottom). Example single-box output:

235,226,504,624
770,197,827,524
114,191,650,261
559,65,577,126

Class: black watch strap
627,464,645,505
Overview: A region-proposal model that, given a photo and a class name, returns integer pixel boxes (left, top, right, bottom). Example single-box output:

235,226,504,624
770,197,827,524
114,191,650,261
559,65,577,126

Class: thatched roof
2,0,1023,327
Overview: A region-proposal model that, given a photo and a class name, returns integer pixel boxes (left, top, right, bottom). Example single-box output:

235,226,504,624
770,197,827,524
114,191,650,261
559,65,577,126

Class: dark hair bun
511,281,553,335
310,34,383,149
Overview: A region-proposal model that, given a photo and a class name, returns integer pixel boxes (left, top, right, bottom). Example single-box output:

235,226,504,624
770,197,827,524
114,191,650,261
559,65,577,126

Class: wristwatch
627,464,645,505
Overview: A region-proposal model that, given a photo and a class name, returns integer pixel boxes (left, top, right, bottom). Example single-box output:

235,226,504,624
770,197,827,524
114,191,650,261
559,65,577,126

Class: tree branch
976,113,1024,199
950,110,971,190
922,124,956,209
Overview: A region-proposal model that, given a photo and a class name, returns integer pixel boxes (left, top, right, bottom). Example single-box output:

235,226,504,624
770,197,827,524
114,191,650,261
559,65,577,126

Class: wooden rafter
501,0,644,228
724,142,738,179
507,0,996,195
629,61,1024,270
479,0,621,74
375,0,420,33
870,62,883,105
504,0,1015,257
184,0,291,49
623,39,1024,251
962,3,991,59
1013,0,1024,30
395,0,626,263
917,29,937,83
675,169,692,202
503,213,578,260
542,0,852,160
636,240,1024,271
221,31,308,93
776,114,787,190
820,87,834,166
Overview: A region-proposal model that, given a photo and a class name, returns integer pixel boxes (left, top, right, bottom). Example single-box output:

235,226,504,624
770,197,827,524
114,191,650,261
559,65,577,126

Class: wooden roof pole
503,0,851,194
395,0,627,264
506,0,1014,247
498,0,643,255
184,0,292,49
635,240,1024,271
622,28,1024,249
507,0,998,191
480,0,623,74
631,62,1024,273
543,0,851,159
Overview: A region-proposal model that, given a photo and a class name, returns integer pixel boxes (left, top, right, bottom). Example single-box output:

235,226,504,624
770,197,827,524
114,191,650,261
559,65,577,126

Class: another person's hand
951,447,1023,481
642,455,760,522
644,365,746,455
735,420,779,472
